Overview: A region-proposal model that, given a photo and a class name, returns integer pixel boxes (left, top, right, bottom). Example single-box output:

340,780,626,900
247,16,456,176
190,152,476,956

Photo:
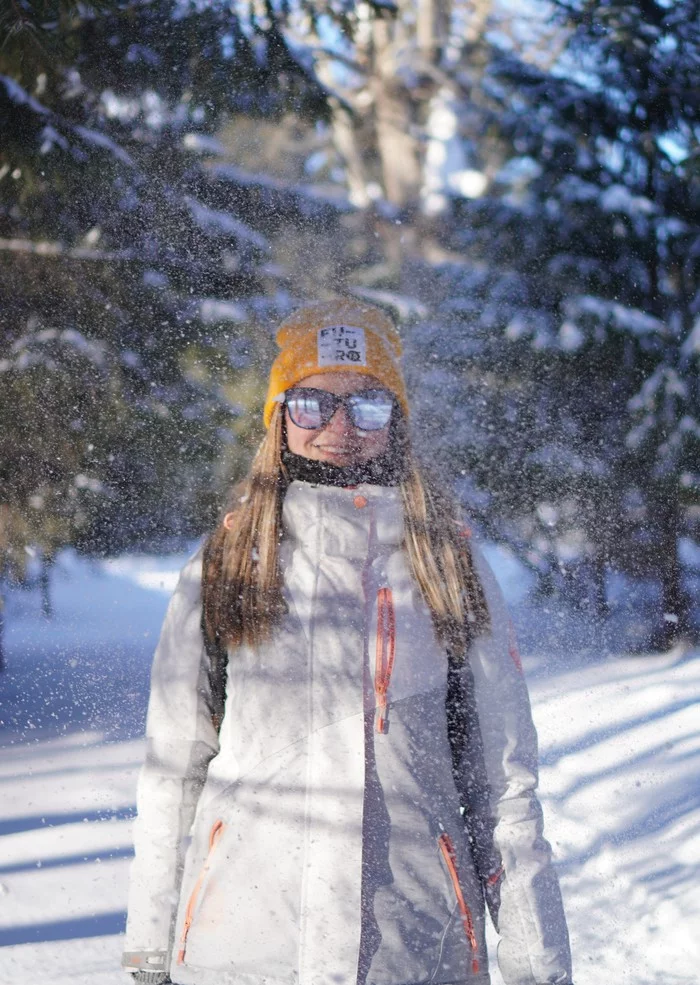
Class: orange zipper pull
487,864,504,886
375,587,396,734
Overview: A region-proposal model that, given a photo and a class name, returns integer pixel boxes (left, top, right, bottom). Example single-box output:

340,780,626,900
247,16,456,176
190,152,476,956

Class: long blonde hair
202,404,489,663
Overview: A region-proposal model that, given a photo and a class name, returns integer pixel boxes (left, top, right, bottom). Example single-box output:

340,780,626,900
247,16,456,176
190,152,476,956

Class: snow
494,156,542,187
350,287,429,321
1,548,698,984
600,184,656,217
184,197,269,250
0,75,49,116
182,133,226,155
73,127,135,168
556,176,599,204
679,537,700,570
422,87,488,215
563,295,666,339
198,298,248,324
558,320,585,351
3,328,108,373
39,126,69,155
680,317,700,357
210,164,354,214
524,648,700,976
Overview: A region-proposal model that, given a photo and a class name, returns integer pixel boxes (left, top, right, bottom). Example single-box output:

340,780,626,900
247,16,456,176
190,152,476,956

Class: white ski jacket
123,480,572,985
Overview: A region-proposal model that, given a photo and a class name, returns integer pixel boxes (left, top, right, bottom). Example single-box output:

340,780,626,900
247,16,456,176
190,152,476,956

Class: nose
324,403,354,436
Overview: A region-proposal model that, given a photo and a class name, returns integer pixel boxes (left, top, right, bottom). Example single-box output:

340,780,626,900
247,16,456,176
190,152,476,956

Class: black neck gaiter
282,449,404,488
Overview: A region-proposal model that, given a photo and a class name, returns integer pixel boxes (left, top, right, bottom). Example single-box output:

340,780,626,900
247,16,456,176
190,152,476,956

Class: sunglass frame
284,387,395,432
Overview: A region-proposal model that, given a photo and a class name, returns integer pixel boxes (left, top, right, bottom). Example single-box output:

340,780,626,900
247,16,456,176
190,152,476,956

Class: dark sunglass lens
348,391,394,430
286,392,323,429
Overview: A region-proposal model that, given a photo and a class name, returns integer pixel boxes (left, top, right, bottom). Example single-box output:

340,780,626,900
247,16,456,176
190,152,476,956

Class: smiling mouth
314,445,355,455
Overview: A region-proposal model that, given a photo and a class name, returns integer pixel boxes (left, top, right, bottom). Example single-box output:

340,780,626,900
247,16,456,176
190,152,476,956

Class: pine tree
0,1,334,657
0,0,329,563
413,0,699,644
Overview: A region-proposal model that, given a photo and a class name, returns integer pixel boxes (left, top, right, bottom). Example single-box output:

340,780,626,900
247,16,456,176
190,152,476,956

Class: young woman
122,300,573,985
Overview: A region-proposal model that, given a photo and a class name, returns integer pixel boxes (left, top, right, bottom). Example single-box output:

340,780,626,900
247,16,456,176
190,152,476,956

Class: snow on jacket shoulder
122,481,572,985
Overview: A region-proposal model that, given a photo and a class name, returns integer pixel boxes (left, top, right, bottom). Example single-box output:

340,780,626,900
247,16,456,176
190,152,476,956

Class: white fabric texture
123,481,572,985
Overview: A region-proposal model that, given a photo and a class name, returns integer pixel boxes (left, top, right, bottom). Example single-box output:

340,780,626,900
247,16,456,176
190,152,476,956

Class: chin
309,447,362,465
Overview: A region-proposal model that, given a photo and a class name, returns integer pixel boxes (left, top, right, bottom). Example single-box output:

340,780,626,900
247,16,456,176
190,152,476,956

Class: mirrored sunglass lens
349,393,393,430
287,394,323,428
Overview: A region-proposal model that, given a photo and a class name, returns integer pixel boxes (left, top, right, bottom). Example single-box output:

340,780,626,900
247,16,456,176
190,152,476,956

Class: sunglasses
284,387,395,432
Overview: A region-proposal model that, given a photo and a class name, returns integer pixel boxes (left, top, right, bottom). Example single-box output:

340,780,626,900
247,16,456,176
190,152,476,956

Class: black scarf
282,449,404,487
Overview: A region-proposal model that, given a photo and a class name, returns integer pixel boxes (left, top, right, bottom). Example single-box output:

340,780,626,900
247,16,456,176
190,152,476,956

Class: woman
122,300,573,985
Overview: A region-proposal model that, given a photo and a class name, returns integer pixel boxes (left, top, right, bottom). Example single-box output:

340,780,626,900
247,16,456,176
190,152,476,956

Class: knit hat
264,299,408,427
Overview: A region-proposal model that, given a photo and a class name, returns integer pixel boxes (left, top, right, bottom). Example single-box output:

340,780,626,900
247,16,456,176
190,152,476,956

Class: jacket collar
282,480,404,558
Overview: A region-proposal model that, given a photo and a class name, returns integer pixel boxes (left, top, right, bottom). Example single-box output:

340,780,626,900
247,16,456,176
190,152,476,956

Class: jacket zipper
176,819,226,965
375,586,396,733
437,831,480,975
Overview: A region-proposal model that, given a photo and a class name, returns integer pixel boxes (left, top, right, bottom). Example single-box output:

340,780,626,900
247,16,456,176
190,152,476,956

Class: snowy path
0,549,698,985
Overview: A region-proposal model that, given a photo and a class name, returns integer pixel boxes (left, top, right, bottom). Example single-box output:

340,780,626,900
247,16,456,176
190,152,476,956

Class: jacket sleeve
460,543,573,985
122,545,220,976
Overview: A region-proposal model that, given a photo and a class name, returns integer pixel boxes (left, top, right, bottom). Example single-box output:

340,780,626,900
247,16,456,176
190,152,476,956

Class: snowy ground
0,546,698,985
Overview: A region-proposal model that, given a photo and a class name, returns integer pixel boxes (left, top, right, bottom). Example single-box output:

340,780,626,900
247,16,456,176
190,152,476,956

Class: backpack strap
445,647,499,904
201,608,228,734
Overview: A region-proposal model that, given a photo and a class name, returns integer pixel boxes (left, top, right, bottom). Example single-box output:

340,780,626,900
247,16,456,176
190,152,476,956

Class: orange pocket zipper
487,864,504,886
177,819,226,965
375,587,396,734
438,832,480,975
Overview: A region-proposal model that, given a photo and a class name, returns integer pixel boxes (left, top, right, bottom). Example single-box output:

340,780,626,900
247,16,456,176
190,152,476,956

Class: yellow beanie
263,299,408,427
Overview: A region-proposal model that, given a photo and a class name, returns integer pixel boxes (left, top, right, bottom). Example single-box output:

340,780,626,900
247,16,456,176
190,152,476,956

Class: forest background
1,0,699,657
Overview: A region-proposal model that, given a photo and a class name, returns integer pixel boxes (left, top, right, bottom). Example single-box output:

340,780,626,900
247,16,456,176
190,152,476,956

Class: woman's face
284,372,392,467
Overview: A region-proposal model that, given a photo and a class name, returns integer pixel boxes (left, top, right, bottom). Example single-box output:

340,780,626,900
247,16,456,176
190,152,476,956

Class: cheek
360,428,390,459
285,416,318,455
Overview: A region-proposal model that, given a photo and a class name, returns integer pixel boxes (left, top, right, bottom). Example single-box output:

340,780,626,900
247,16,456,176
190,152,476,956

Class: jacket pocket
375,587,396,733
177,819,226,965
437,831,480,975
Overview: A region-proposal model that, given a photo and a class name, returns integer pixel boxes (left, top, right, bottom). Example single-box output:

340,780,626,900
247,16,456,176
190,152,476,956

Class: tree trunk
592,552,609,617
650,483,689,650
370,17,423,210
321,0,501,215
416,0,450,59
40,554,53,619
329,101,373,209
0,590,5,673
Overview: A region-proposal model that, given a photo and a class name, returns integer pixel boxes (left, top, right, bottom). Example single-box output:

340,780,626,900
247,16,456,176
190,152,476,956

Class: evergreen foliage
1,0,697,648
0,0,328,575
413,0,699,641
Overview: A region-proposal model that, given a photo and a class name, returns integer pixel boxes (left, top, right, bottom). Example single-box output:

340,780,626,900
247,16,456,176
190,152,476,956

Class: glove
131,973,171,985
